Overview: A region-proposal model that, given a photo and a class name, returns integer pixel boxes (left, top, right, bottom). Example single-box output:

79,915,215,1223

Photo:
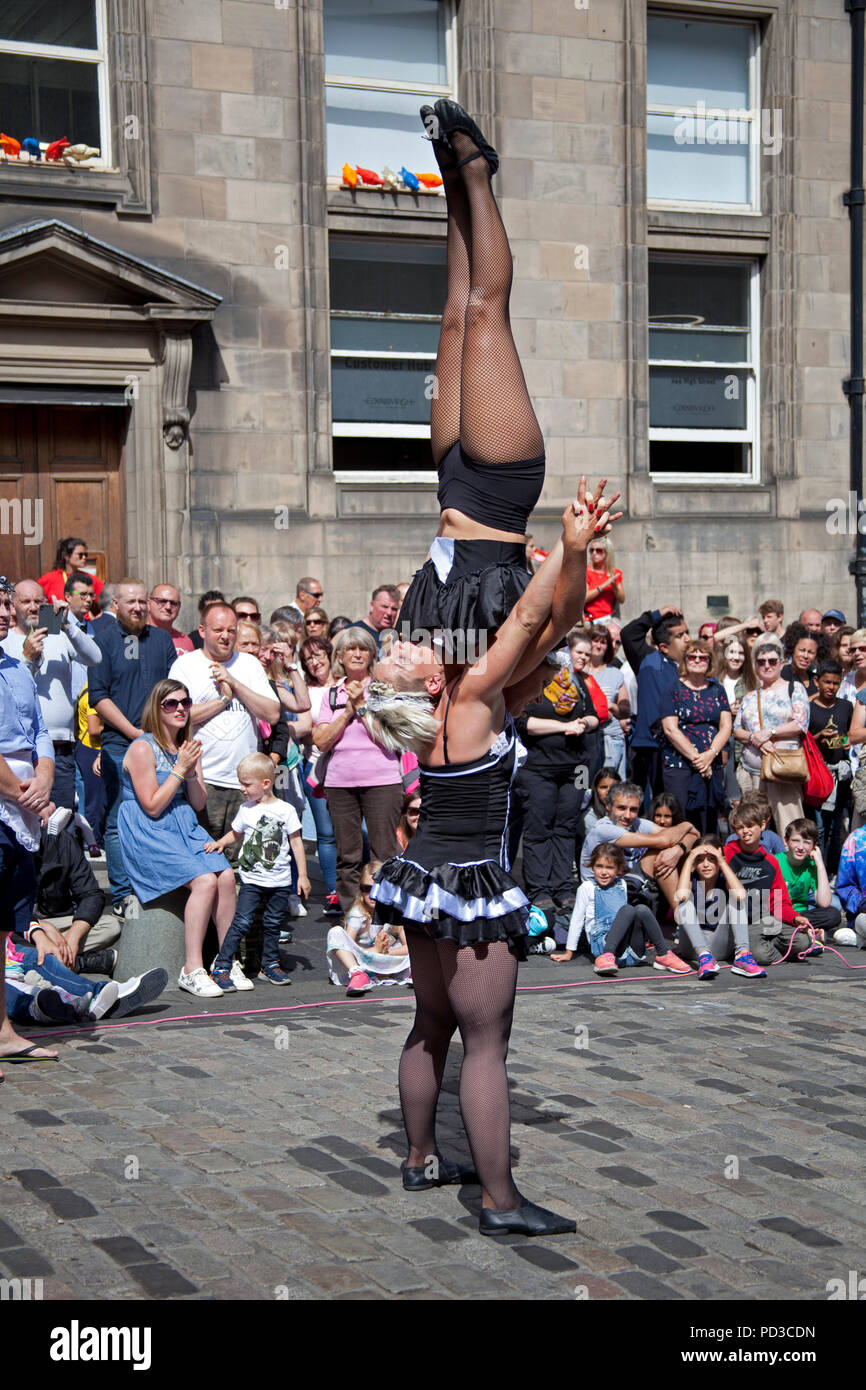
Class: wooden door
0,405,38,583
0,404,125,586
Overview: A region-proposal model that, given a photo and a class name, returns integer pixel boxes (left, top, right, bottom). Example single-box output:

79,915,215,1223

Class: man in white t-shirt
169,603,280,847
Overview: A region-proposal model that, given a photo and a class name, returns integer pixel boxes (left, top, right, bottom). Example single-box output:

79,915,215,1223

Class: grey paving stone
0,1246,54,1276
611,1269,684,1299
615,1244,682,1274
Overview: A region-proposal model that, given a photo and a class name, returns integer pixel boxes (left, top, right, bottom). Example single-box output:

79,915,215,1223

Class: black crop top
437,441,545,536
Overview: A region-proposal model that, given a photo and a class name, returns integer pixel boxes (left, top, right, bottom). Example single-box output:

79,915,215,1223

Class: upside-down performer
397,100,549,654
360,476,618,1238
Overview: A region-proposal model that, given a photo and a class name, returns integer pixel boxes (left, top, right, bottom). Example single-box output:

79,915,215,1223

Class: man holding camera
1,579,101,811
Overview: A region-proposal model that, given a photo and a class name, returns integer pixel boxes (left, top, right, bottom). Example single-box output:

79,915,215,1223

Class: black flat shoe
420,104,457,170
433,99,499,175
479,1200,577,1237
401,1157,479,1191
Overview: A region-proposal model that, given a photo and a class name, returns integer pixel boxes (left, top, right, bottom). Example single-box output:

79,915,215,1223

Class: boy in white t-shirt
205,753,310,987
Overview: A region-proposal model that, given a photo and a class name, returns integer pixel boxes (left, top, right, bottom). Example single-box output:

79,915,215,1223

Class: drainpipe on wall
845,0,866,625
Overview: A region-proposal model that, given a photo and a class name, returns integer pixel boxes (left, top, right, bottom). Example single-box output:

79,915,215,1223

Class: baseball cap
823,609,846,623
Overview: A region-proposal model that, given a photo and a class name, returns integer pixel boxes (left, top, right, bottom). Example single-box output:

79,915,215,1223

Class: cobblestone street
3,925,866,1303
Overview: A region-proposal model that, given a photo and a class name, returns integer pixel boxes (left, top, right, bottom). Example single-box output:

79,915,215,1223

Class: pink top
317,680,402,788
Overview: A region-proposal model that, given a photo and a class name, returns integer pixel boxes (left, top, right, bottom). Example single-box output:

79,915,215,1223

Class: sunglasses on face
304,591,323,601
852,646,866,654
161,697,193,711
236,610,260,621
686,653,710,661
756,658,779,667
306,618,325,625
361,883,374,893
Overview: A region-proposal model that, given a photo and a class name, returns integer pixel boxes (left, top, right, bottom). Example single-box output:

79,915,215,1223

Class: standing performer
398,100,548,652
366,482,617,1238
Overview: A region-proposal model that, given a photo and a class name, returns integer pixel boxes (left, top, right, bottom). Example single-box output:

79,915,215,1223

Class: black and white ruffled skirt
397,537,530,648
371,856,529,959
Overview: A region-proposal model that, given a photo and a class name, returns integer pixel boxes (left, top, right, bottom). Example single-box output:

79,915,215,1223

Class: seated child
205,753,310,988
5,933,167,1025
777,818,841,946
649,791,685,831
723,801,814,965
579,766,620,840
724,790,785,857
326,860,412,995
673,835,766,979
552,843,690,974
834,823,866,948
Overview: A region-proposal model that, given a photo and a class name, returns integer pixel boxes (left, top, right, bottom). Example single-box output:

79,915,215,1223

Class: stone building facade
0,0,855,628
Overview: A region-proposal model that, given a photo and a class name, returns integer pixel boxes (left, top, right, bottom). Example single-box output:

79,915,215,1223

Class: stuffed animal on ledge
62,144,100,166
46,137,70,161
398,166,420,192
341,162,359,187
0,133,20,159
20,137,41,162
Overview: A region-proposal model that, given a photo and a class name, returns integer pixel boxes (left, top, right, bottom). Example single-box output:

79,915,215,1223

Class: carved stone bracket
161,332,193,449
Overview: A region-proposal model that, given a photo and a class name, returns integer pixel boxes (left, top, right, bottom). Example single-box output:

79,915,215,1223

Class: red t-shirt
584,567,622,620
38,567,104,604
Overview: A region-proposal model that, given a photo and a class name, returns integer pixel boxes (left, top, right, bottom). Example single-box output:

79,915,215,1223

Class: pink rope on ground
18,940,866,1042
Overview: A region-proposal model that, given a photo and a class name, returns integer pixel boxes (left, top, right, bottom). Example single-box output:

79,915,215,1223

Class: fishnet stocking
429,130,543,471
430,154,471,466
453,131,543,466
399,929,521,1211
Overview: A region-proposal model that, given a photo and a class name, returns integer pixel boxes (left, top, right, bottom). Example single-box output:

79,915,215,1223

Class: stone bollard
114,889,188,981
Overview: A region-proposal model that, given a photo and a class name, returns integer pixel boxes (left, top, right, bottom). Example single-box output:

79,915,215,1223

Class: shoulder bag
757,683,808,783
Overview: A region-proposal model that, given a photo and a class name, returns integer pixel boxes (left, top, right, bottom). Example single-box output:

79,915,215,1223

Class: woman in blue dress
659,639,733,836
118,679,238,998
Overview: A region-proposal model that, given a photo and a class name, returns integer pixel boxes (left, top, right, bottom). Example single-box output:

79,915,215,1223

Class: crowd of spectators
0,531,863,1065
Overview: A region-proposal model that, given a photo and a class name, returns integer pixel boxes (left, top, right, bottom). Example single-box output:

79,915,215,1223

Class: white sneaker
88,980,120,1020
45,806,73,836
229,960,254,992
292,902,308,918
833,927,858,948
178,967,224,998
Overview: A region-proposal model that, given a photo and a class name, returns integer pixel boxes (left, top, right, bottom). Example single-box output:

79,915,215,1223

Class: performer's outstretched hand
563,476,622,552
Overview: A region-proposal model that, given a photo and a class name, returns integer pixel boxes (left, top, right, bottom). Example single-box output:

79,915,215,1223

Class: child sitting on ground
205,752,310,988
777,818,841,948
551,843,690,975
836,822,866,948
724,791,785,857
723,800,814,965
326,860,412,995
649,791,685,830
673,835,766,979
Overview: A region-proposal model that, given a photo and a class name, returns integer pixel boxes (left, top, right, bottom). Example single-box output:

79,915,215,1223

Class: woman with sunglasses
38,536,103,607
117,679,238,997
303,607,329,642
733,636,809,835
658,639,732,835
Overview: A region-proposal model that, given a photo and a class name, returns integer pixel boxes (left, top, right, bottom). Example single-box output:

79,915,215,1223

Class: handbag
802,730,834,807
757,685,808,783
304,687,341,799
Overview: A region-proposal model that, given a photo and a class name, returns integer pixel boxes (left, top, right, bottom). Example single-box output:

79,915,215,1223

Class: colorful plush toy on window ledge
340,161,443,194
0,133,20,159
62,144,100,166
46,137,70,161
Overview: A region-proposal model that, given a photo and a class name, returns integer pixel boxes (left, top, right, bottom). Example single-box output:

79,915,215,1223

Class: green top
778,854,817,912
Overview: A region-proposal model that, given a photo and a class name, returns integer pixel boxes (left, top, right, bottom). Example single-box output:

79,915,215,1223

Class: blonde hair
349,859,384,924
362,679,439,757
236,752,275,782
331,626,377,680
587,535,615,576
850,628,866,647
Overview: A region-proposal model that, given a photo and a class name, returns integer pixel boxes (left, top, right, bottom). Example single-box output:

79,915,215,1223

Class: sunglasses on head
161,696,193,711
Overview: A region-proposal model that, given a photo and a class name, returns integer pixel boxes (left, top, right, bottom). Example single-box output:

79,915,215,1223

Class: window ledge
648,207,771,236
327,185,447,234
0,162,139,211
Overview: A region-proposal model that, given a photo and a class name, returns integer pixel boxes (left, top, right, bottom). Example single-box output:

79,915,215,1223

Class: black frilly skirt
371,856,529,959
397,538,531,646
